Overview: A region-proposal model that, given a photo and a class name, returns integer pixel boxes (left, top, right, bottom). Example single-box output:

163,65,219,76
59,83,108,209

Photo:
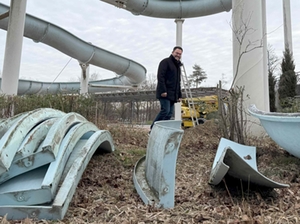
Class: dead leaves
2,122,300,223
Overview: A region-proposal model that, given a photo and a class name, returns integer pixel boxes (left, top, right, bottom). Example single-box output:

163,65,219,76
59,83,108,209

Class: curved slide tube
248,104,300,159
0,108,114,219
100,0,232,18
0,3,147,95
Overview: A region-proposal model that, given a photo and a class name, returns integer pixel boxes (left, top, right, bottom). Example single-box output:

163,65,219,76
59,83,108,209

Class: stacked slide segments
0,108,114,220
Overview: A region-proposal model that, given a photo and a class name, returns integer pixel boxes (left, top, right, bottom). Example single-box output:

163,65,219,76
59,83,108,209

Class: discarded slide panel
0,109,114,220
133,120,184,208
209,138,289,188
0,108,65,175
248,104,300,159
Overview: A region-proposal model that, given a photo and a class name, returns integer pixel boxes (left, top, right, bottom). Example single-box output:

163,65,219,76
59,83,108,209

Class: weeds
0,94,300,223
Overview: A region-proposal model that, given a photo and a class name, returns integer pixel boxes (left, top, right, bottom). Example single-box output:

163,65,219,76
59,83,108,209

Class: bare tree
90,72,101,81
139,73,157,90
230,5,263,88
219,73,230,89
218,3,264,144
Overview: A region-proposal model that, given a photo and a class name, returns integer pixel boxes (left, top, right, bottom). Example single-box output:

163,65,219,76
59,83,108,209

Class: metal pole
283,0,293,51
174,19,184,47
79,62,90,94
262,0,269,111
174,19,185,121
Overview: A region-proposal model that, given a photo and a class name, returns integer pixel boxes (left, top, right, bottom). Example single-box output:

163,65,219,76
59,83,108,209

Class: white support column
1,0,27,95
232,0,268,135
262,0,269,109
174,19,185,121
175,19,184,47
79,63,90,94
283,0,293,51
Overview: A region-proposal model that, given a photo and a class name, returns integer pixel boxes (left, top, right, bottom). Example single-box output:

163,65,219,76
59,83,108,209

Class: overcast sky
0,0,299,89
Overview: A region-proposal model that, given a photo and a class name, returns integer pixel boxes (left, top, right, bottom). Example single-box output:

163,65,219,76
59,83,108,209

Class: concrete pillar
79,63,90,94
232,0,268,135
283,0,293,51
174,19,185,121
262,0,269,108
174,19,184,47
1,0,27,95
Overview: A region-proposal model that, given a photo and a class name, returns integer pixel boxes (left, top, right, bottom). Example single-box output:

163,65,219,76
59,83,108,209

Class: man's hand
161,92,167,97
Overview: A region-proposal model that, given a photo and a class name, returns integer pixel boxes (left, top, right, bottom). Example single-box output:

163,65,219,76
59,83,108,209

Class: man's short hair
173,46,183,52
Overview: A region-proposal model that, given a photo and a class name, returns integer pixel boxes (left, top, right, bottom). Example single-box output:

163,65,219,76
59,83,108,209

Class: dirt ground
2,121,300,223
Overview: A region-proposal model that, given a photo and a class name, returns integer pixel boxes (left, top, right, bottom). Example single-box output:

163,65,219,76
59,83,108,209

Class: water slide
0,3,147,94
101,0,232,18
0,0,236,221
0,0,232,95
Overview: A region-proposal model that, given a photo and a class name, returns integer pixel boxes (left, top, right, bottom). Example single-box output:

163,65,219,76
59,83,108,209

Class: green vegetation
188,64,207,88
0,93,99,121
267,44,280,112
278,47,297,109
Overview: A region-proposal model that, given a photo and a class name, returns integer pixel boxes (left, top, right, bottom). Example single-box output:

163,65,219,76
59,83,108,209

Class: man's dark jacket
156,55,182,102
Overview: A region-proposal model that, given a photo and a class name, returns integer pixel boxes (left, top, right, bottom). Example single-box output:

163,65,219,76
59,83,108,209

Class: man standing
149,46,183,134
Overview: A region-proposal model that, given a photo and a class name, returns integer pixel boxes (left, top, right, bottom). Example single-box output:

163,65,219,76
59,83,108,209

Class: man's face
172,49,182,61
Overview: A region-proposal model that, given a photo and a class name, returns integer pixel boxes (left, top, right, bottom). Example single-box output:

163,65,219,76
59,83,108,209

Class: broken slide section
209,138,289,188
0,108,114,220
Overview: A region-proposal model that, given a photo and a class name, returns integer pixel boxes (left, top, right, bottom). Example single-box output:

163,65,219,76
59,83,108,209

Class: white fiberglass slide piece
133,120,184,208
0,110,114,220
248,104,300,159
209,138,289,188
0,108,65,175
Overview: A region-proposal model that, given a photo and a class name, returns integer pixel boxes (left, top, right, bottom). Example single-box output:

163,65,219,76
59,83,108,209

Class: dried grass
1,121,300,223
